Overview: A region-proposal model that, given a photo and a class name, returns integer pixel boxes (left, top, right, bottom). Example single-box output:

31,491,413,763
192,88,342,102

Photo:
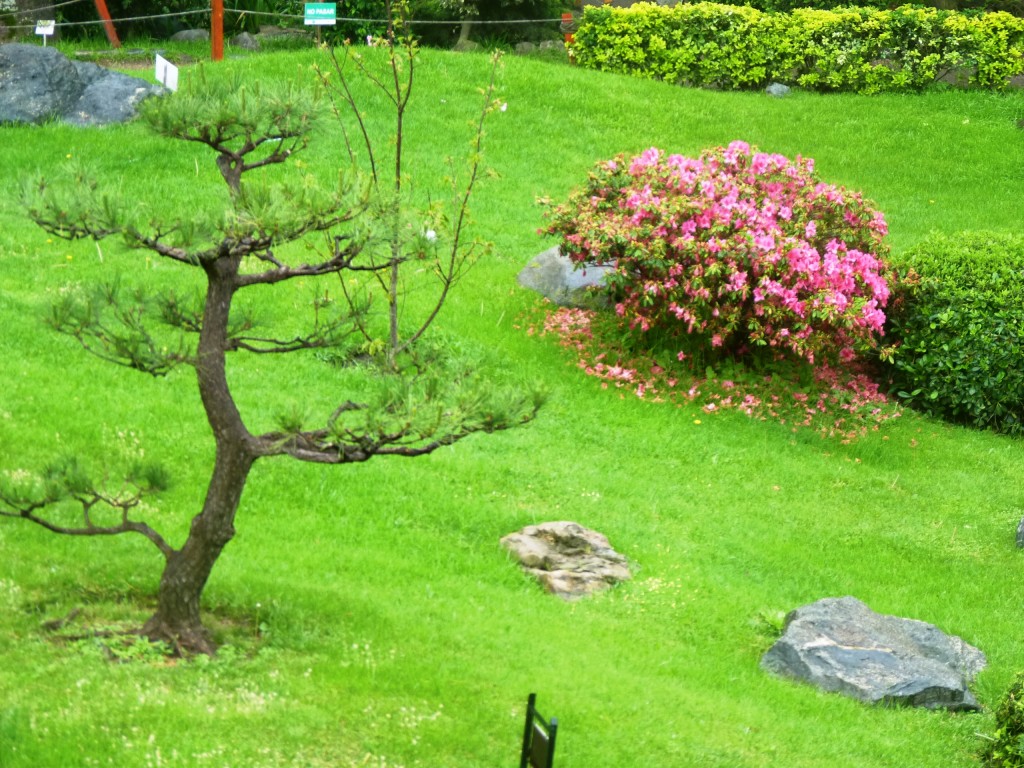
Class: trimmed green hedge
884,232,1024,436
570,2,1024,93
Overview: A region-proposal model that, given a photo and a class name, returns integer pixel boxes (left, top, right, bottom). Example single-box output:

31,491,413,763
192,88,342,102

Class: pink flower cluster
545,142,892,365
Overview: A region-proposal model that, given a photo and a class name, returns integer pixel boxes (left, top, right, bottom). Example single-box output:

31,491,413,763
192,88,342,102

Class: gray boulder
0,44,163,126
761,596,986,711
766,82,791,98
517,246,613,308
501,521,631,599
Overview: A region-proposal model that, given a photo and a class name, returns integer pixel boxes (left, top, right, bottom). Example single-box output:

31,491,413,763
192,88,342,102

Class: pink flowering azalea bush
544,142,892,366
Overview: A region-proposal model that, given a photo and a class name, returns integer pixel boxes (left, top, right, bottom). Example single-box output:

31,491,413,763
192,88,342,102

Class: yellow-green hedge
570,2,1024,93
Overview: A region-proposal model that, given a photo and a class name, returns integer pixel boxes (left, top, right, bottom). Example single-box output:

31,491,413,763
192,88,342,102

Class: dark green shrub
58,0,209,39
743,0,887,12
959,0,1024,18
981,672,1024,766
884,232,1024,435
747,0,1024,14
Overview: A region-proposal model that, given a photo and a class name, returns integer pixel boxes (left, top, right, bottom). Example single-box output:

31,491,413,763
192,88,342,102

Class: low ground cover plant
884,231,1024,435
541,141,898,438
982,671,1024,766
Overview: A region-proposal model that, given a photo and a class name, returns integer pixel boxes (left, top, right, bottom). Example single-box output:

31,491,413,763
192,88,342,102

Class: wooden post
211,0,224,61
93,0,121,48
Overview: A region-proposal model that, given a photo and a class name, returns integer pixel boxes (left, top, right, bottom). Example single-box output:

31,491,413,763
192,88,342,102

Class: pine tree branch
0,491,175,559
226,332,338,354
49,284,195,377
255,426,473,464
233,238,383,287
126,229,217,266
254,394,540,464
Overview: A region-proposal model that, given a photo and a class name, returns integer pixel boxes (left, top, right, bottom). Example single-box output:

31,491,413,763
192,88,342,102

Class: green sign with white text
304,2,337,25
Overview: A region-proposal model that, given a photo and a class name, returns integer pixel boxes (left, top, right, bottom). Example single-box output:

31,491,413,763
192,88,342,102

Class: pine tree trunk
142,446,254,654
142,254,255,654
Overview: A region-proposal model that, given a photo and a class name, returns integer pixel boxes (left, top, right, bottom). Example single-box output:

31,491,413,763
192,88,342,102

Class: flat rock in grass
761,596,986,711
500,521,631,599
517,246,613,308
231,32,260,51
257,25,311,40
0,43,163,126
169,29,209,42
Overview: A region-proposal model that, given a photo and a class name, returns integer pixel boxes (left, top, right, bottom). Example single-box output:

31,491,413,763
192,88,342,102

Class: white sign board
155,55,179,92
35,19,54,45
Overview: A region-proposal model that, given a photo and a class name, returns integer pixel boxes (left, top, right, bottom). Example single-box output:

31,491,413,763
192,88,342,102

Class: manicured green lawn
2,43,1024,767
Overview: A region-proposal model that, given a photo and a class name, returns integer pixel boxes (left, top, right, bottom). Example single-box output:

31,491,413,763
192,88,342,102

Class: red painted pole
93,0,121,48
211,0,224,61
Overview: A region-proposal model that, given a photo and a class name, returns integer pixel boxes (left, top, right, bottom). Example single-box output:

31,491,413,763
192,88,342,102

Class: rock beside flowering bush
543,142,892,368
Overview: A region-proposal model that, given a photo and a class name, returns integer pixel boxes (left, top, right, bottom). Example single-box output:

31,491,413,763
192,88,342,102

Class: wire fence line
224,8,569,23
6,9,207,31
4,4,567,33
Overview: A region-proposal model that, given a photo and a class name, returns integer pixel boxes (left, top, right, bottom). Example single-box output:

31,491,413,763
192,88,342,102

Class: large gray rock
0,44,163,126
761,596,986,711
517,246,613,308
501,521,631,599
67,60,160,126
0,44,80,124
